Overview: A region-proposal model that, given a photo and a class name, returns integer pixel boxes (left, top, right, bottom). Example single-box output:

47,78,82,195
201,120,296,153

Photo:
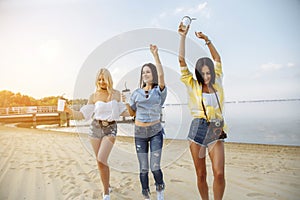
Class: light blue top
130,86,167,123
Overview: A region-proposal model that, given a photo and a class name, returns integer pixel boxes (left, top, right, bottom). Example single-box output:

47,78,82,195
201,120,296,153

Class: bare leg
208,141,225,200
189,141,209,200
90,136,116,195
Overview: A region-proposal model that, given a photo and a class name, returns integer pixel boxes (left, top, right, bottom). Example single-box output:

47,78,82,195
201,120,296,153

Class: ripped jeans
134,124,165,196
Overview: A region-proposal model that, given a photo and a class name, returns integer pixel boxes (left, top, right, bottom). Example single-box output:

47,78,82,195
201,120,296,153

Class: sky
1,0,300,102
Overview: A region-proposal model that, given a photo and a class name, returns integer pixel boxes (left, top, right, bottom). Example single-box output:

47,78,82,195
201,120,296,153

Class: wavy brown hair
195,57,215,85
139,63,158,89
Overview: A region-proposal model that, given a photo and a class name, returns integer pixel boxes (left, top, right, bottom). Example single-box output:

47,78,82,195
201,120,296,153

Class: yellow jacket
180,61,226,124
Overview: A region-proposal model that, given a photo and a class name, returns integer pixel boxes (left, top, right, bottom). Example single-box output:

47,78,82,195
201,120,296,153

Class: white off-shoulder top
80,100,126,121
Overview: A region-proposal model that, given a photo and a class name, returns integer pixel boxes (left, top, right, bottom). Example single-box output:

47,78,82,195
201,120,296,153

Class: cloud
186,2,208,15
254,61,298,80
174,8,184,15
253,62,283,79
260,62,296,72
197,2,208,10
160,2,210,19
287,62,295,68
260,62,283,71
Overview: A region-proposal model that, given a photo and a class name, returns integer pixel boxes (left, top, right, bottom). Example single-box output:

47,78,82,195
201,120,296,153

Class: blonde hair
95,68,114,100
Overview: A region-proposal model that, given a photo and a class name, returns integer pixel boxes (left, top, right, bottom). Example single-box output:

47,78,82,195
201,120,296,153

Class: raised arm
150,44,165,90
178,22,190,67
195,32,221,63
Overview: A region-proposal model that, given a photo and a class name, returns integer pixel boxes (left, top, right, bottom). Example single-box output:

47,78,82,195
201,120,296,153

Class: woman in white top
65,68,127,200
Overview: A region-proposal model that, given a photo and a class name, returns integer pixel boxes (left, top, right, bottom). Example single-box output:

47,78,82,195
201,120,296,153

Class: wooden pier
0,105,164,128
0,106,70,128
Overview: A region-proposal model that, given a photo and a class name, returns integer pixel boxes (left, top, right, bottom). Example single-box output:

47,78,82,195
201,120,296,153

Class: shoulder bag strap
201,99,209,121
201,86,223,121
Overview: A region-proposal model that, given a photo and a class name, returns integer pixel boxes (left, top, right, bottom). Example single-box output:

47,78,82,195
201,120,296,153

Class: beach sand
0,125,299,200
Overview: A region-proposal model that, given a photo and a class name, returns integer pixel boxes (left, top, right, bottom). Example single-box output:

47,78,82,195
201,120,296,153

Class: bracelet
205,40,211,45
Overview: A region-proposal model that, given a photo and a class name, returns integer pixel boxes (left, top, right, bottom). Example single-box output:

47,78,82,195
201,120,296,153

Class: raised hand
150,44,158,56
195,31,209,41
178,22,189,37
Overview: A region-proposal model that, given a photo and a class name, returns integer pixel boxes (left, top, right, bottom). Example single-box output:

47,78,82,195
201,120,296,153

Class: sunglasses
145,90,149,98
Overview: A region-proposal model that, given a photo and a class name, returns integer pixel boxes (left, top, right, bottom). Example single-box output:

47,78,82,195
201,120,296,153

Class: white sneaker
103,194,110,200
143,194,150,200
156,190,164,200
142,189,150,200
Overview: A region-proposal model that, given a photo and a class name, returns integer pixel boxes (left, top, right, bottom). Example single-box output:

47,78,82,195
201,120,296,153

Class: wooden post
66,113,70,127
59,112,62,127
32,113,37,128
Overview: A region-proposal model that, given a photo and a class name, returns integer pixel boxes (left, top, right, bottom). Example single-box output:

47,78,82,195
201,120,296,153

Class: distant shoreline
2,121,299,147
225,98,300,104
165,98,300,106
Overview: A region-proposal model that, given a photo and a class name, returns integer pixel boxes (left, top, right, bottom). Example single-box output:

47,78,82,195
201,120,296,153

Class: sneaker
144,196,150,200
156,190,164,200
143,189,151,200
143,193,150,200
103,194,110,200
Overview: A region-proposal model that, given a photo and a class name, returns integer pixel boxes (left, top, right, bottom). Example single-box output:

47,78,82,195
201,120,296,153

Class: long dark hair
139,63,158,88
195,57,216,85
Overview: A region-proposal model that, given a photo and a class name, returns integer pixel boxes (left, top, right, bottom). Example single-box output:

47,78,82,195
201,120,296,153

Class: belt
97,120,116,127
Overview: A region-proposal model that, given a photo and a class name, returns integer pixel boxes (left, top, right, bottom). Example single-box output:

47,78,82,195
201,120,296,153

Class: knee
97,160,108,169
140,168,149,175
214,170,225,182
195,168,207,182
140,169,149,181
97,153,108,165
150,162,161,172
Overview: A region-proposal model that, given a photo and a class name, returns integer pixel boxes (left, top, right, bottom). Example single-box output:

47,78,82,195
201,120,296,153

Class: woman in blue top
124,44,167,200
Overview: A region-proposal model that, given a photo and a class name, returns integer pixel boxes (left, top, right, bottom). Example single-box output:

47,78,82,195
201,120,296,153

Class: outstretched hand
195,31,209,41
178,22,189,37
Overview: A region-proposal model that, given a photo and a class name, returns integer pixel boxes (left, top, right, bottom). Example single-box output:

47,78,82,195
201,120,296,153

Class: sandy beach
0,125,299,200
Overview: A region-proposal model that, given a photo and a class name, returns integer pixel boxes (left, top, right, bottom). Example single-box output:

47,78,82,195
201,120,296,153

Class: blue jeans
134,124,165,195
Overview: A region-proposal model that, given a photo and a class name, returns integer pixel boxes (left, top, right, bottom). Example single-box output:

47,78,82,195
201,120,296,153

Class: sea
38,100,300,146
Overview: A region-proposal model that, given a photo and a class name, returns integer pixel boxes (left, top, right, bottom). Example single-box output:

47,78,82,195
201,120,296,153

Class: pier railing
0,106,58,115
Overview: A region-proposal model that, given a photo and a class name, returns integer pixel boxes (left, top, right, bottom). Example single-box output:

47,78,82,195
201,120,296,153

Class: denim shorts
89,119,117,139
187,118,225,147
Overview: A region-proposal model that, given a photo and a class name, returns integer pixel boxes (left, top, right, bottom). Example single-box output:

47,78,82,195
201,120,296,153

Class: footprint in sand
247,176,262,181
246,192,263,197
62,185,76,195
170,179,183,183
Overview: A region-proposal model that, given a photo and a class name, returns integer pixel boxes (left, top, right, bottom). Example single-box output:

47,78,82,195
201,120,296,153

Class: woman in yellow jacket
178,22,227,200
